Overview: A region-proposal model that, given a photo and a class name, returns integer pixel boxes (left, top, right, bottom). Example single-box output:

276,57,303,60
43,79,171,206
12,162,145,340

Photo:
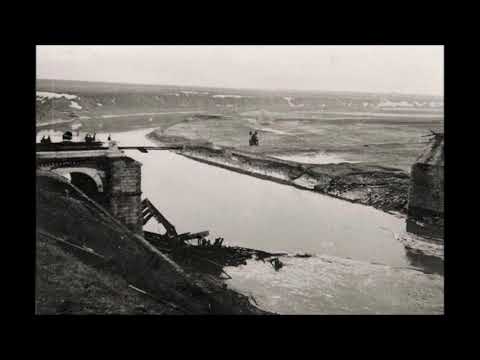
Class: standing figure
252,131,259,146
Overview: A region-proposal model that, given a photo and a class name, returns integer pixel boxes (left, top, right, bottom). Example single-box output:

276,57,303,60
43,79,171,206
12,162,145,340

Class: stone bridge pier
407,133,444,241
37,146,143,234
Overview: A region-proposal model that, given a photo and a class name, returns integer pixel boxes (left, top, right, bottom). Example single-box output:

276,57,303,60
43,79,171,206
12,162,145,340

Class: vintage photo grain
35,45,444,315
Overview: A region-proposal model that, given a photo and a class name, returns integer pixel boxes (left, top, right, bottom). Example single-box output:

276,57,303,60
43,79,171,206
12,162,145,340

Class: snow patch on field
284,97,304,108
272,151,357,164
213,94,251,99
429,101,443,108
378,100,443,109
378,100,415,108
69,101,82,110
36,91,78,100
181,90,209,95
258,127,290,135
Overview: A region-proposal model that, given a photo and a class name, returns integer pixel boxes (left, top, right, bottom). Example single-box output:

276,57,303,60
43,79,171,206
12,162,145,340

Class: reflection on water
404,249,444,275
99,128,408,266
37,127,444,314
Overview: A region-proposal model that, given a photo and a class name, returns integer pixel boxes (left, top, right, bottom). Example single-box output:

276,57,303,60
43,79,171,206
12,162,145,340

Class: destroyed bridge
36,141,208,242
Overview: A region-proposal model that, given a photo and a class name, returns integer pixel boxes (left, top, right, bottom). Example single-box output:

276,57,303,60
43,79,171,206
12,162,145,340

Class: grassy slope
36,172,266,314
36,235,172,314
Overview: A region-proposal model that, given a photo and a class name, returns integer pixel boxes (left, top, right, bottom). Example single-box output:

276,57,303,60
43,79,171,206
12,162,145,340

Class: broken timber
141,198,178,237
118,146,184,153
141,198,209,245
175,231,210,242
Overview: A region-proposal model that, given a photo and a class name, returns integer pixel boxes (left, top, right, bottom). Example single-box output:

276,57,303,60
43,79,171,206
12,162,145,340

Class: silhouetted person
46,136,52,143
62,131,73,142
251,131,259,146
108,134,111,141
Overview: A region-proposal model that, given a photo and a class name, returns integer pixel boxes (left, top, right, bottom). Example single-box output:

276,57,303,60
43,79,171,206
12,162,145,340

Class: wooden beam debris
142,213,154,225
128,284,187,313
141,198,178,237
175,231,210,242
37,230,106,260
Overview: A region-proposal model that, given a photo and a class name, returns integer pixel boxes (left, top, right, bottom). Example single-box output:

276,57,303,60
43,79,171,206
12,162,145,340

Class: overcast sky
37,45,443,96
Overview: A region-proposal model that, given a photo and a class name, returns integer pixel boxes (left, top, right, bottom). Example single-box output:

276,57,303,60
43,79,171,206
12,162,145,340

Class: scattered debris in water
269,258,284,271
294,253,314,258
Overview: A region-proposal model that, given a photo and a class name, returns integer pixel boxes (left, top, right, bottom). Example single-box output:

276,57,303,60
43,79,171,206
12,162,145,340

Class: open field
151,114,443,172
37,79,443,172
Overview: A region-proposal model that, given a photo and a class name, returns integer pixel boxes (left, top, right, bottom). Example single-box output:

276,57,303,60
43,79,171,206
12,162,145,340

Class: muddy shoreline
147,132,410,215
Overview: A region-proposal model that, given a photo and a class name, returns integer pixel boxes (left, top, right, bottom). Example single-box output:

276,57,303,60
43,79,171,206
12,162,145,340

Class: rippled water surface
37,127,444,314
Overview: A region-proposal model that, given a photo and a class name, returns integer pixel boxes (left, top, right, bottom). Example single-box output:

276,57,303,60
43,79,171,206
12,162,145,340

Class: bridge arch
37,153,143,234
51,167,105,193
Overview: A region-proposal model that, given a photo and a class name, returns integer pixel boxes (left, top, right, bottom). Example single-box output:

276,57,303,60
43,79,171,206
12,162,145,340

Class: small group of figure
48,130,110,144
40,135,52,144
213,237,224,247
249,131,259,146
84,132,96,143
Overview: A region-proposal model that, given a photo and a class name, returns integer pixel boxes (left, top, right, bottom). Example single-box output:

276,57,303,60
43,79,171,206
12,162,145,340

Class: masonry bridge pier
37,143,146,234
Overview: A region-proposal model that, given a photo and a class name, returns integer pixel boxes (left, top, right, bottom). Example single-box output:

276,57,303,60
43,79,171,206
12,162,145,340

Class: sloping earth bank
36,170,268,315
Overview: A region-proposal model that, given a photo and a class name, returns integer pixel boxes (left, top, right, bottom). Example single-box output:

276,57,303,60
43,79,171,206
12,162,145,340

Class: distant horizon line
36,77,444,98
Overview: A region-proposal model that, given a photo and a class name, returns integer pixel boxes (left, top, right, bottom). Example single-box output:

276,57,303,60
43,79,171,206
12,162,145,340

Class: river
37,127,444,314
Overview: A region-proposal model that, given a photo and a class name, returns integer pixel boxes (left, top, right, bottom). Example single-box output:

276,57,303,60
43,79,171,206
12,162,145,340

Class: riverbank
147,132,410,215
36,127,443,314
36,170,269,314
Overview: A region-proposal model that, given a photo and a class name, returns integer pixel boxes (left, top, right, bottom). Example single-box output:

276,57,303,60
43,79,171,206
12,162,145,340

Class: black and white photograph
35,45,444,315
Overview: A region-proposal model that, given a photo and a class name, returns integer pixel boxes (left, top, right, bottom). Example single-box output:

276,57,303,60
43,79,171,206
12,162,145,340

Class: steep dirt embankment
36,170,267,315
148,132,410,214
